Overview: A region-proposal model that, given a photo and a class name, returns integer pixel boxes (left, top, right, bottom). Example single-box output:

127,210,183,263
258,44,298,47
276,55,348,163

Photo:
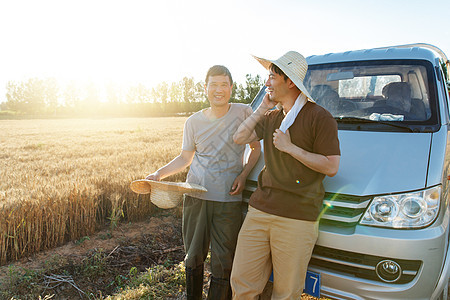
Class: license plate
268,270,321,298
303,270,321,298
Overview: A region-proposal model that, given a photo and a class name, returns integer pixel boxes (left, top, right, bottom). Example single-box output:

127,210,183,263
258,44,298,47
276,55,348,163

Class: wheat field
0,117,188,265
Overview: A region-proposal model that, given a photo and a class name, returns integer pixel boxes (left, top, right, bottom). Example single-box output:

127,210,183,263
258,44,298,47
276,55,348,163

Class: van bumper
311,211,450,300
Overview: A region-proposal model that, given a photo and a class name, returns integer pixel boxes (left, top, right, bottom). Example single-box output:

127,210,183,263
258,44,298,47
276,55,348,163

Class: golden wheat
0,117,188,265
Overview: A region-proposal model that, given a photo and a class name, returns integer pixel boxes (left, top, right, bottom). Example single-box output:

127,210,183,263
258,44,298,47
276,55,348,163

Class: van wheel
438,280,449,300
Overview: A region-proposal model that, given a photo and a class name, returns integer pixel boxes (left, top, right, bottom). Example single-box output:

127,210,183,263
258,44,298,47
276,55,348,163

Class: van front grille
244,181,371,227
310,245,421,284
320,193,372,226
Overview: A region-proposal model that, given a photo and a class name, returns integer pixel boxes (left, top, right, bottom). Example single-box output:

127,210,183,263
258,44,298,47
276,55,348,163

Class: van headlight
360,186,441,228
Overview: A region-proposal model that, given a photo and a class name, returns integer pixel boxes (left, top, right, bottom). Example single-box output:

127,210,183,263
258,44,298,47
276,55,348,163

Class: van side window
440,66,450,122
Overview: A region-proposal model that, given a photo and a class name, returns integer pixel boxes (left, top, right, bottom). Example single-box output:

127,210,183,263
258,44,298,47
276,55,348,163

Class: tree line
0,74,264,118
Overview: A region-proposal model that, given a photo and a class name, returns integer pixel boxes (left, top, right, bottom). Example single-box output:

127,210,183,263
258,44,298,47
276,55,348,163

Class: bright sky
0,0,449,103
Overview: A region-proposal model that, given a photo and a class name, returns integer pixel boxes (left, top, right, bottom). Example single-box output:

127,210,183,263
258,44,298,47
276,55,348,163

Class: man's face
265,70,290,102
205,75,232,108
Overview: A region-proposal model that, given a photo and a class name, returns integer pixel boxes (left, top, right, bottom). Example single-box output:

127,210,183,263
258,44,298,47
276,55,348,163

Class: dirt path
0,215,178,275
0,212,328,299
0,213,185,299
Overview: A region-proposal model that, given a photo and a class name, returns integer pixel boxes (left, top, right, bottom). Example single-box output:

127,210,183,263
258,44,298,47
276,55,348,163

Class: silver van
244,44,450,299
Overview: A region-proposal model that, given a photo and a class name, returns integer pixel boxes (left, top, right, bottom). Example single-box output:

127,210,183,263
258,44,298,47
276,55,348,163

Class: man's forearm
285,144,340,177
156,156,189,179
240,141,261,178
233,106,268,145
149,150,194,180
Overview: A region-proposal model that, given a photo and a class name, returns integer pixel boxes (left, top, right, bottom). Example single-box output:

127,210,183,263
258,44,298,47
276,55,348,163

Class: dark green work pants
183,195,243,279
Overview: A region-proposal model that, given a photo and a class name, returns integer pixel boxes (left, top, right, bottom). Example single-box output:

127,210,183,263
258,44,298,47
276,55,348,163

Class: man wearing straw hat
146,65,261,300
231,51,340,299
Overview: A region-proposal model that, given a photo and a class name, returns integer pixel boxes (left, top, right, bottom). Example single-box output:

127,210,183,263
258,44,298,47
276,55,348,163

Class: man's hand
273,129,341,177
260,93,277,111
229,174,246,195
273,129,293,153
145,171,161,181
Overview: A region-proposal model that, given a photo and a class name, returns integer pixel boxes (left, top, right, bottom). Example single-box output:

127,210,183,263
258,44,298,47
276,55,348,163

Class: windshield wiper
336,117,413,132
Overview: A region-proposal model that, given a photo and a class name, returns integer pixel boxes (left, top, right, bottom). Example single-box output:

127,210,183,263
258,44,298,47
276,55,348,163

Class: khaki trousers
230,206,318,300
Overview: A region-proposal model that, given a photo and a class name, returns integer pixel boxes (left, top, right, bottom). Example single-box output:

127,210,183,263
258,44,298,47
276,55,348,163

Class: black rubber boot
207,277,232,300
186,266,204,300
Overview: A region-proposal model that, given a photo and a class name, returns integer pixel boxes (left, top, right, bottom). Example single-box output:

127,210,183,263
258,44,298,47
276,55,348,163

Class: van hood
324,131,432,196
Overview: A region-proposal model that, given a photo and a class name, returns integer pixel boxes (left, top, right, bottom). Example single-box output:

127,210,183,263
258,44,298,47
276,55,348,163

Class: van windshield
304,60,439,131
250,60,439,132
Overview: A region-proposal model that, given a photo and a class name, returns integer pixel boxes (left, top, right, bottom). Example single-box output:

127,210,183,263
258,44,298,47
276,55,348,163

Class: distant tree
26,78,48,114
126,83,151,104
63,81,82,109
232,83,245,103
5,81,24,112
0,101,7,111
194,81,206,102
230,82,238,102
169,82,181,103
78,82,101,114
105,82,121,104
1,73,263,117
44,78,59,115
84,82,100,103
243,74,263,103
151,82,169,104
6,78,49,114
181,77,195,103
231,74,263,104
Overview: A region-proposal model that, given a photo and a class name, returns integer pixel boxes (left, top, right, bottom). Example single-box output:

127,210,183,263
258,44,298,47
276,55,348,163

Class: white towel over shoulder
278,93,307,133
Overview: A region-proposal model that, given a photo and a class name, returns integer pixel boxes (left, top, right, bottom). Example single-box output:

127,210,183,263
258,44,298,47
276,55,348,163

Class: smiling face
205,75,233,108
265,70,291,103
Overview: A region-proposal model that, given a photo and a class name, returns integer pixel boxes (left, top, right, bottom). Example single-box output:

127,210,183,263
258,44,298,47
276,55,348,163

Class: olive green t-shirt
250,101,340,221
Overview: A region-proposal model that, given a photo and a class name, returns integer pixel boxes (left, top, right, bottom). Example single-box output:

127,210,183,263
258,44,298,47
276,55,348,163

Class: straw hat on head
252,51,315,103
130,179,207,209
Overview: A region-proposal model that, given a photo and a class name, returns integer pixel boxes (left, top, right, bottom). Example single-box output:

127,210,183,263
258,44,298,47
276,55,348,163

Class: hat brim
252,55,315,103
130,179,207,194
130,179,208,209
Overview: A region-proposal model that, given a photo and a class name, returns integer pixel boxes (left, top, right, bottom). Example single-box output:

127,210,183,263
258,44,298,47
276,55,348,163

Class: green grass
105,262,186,300
0,257,187,300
